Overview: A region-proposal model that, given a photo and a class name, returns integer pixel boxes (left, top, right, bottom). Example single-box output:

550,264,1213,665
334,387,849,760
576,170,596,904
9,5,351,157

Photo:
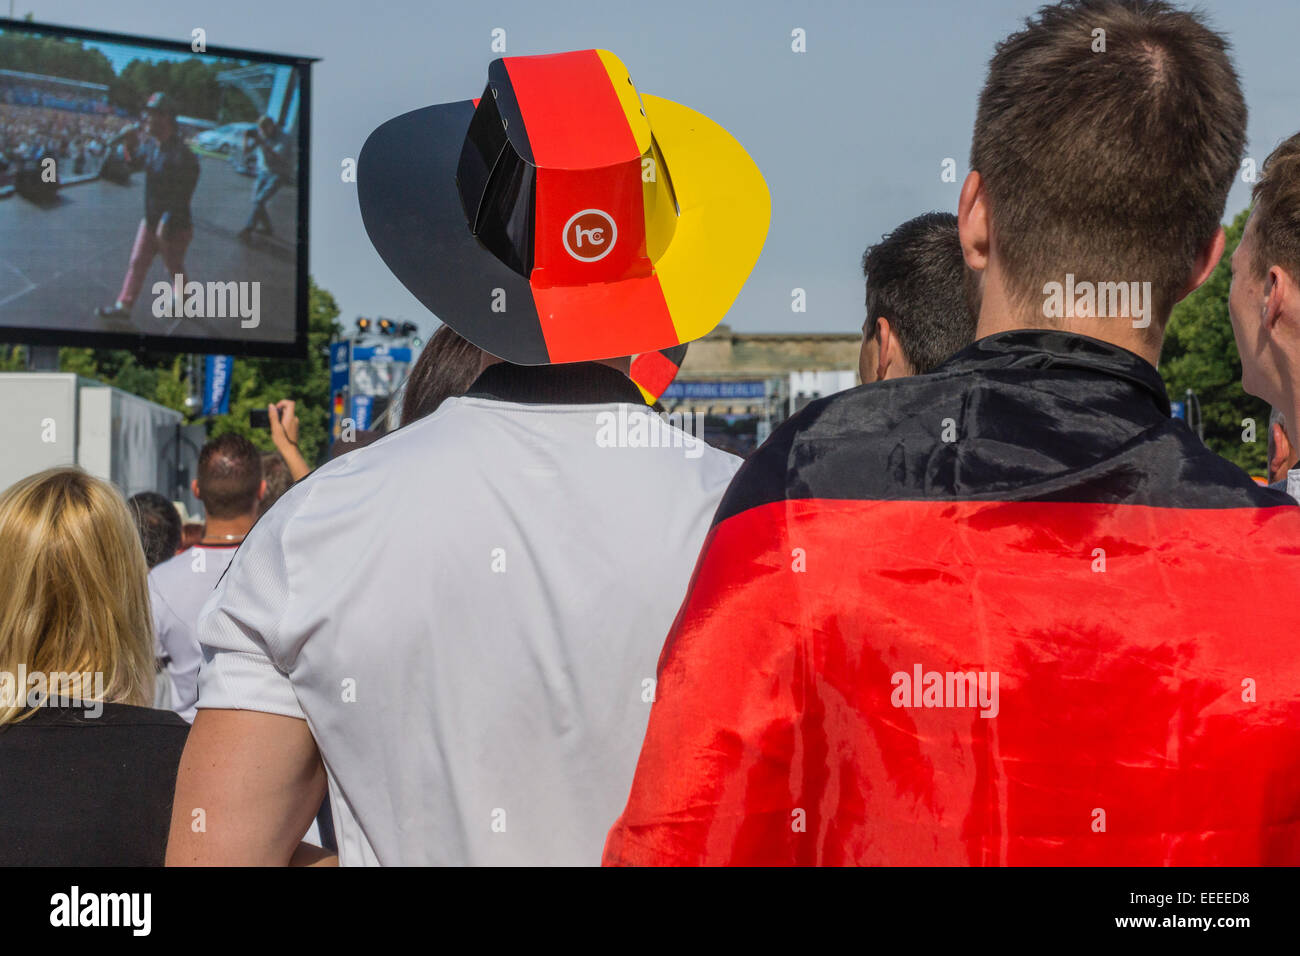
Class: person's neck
975,280,1163,367
200,514,256,542
478,354,632,375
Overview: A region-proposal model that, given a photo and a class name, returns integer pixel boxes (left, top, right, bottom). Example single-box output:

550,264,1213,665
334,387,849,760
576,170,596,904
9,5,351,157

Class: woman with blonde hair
0,467,188,865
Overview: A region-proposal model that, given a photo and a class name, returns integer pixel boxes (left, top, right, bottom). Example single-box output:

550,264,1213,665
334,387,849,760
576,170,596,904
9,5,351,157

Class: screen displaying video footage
0,20,311,356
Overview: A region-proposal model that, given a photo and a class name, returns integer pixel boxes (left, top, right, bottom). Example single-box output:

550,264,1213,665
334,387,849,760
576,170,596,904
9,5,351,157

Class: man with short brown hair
607,0,1300,866
149,433,264,722
968,0,1246,345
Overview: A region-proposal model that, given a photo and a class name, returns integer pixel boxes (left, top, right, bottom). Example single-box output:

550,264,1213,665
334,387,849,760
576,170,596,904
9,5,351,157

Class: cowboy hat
357,49,769,365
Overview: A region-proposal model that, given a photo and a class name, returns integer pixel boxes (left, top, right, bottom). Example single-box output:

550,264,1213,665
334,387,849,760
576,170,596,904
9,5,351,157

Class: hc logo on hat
563,209,617,262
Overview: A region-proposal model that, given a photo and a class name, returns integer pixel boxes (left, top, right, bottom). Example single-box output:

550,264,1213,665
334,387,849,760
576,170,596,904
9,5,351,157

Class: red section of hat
531,273,678,364
631,350,680,401
502,50,641,169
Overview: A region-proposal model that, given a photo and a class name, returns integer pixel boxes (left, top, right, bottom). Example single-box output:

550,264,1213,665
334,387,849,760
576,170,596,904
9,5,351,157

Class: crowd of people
0,102,124,177
3,0,1300,867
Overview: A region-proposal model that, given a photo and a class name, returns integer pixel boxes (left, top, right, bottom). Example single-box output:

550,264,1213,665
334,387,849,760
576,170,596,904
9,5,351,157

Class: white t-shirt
196,376,741,865
149,544,238,723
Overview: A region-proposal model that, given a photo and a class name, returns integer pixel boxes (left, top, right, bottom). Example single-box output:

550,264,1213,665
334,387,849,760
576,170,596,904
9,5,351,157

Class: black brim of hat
357,101,548,364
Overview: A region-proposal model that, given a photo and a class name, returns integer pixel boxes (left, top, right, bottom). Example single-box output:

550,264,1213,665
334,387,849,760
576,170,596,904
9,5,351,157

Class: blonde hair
0,467,155,724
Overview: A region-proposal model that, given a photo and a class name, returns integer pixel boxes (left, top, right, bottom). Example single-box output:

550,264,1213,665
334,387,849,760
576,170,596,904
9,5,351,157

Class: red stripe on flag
606,497,1300,865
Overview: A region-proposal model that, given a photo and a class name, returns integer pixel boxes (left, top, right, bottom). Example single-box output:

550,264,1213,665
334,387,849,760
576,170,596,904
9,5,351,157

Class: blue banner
661,380,768,401
202,355,234,416
352,345,413,363
351,394,373,431
329,340,351,445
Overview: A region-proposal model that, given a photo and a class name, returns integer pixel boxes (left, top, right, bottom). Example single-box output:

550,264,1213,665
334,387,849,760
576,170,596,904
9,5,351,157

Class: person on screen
0,467,188,866
94,91,199,322
237,115,291,242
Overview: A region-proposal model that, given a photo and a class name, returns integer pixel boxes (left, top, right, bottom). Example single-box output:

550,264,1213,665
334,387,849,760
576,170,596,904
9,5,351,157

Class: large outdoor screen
0,19,312,357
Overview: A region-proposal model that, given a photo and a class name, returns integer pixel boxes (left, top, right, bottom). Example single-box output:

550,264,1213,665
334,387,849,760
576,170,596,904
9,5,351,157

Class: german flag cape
604,330,1300,866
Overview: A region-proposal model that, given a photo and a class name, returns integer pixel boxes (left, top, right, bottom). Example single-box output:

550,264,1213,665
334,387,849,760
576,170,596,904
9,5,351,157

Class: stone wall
678,324,862,381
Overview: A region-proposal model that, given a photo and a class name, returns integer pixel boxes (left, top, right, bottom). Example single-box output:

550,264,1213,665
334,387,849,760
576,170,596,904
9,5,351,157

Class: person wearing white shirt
148,434,264,723
166,48,770,866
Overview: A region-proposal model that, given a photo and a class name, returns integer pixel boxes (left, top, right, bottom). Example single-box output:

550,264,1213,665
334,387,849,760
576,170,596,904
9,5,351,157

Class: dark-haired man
608,0,1300,865
1229,132,1300,501
859,211,975,382
149,434,264,723
128,490,182,569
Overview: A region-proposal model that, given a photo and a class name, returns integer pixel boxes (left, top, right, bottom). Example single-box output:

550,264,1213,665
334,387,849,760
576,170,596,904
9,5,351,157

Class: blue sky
19,0,1300,337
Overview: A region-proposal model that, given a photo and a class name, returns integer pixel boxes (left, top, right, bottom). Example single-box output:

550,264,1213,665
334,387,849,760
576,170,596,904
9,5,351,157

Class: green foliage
0,27,256,122
202,280,342,464
1158,208,1268,476
119,57,258,124
0,344,28,371
0,30,116,86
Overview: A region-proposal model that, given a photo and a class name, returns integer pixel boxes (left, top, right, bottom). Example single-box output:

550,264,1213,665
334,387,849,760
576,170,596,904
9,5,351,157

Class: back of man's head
970,0,1246,336
258,453,292,517
127,490,181,568
196,434,262,520
1248,132,1300,284
862,212,973,375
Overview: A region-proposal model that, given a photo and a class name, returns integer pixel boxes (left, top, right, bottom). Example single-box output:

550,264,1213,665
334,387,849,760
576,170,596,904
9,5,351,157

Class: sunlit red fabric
604,329,1300,866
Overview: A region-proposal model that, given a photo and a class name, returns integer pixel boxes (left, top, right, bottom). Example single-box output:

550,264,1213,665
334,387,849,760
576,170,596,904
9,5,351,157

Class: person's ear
876,317,896,381
257,479,267,502
1176,227,1226,305
1264,264,1294,334
191,478,200,500
1270,421,1292,480
958,171,989,274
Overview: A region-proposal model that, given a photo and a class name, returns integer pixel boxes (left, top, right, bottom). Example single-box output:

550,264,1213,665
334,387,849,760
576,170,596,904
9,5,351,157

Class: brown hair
862,212,974,373
400,324,484,426
258,453,293,517
196,433,262,519
128,490,181,568
970,0,1247,330
1249,132,1300,282
0,468,155,724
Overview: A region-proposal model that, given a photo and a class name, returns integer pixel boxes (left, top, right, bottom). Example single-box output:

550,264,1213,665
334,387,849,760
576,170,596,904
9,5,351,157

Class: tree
203,279,342,463
1158,207,1268,476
